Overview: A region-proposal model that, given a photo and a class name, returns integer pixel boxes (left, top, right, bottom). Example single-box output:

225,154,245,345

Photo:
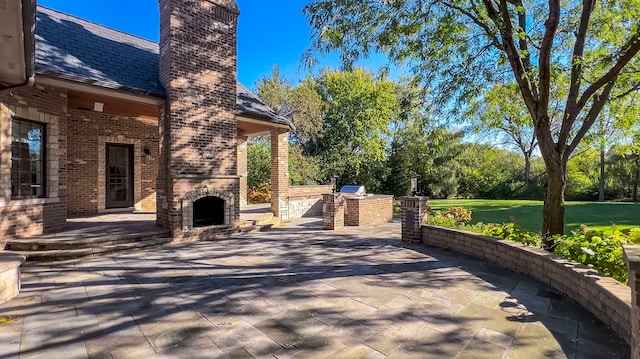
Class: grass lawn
428,199,640,234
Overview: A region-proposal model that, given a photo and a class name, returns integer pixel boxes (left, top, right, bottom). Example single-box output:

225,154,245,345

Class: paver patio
0,218,629,358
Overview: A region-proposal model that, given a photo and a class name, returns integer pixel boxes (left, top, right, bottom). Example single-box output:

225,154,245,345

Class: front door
106,144,134,208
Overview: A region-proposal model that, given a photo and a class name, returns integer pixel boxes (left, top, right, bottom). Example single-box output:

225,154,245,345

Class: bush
552,227,628,283
248,182,271,204
629,228,640,244
428,212,458,228
482,222,540,247
447,207,472,223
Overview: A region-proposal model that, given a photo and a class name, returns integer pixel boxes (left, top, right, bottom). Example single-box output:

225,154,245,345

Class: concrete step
15,237,173,261
6,230,171,251
254,212,274,225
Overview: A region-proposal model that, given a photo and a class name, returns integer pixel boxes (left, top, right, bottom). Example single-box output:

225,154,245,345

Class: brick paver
0,219,629,358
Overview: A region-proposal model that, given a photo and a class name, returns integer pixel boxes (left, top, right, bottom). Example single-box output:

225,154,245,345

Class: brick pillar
625,245,640,359
270,128,289,221
157,0,240,239
323,194,345,230
237,135,248,207
400,196,428,243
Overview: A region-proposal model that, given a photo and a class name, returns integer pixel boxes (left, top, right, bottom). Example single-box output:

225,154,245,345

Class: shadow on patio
0,220,629,358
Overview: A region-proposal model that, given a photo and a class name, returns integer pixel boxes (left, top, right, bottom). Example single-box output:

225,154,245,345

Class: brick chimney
157,0,240,241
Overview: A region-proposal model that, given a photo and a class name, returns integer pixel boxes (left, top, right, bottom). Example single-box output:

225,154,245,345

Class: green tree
307,68,400,191
256,66,323,143
608,130,640,202
247,138,271,189
289,144,322,185
458,144,528,199
565,149,600,201
304,0,640,247
469,83,544,197
247,139,323,189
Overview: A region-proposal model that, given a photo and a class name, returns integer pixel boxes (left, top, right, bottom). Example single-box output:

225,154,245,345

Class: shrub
447,207,472,224
482,222,540,247
628,228,640,244
248,182,271,204
553,228,628,283
428,212,458,228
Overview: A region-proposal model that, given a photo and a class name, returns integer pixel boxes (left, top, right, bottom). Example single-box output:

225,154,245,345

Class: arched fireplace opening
193,196,225,228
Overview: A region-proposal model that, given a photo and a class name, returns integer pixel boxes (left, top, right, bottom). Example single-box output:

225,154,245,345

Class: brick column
270,128,289,221
400,196,428,243
323,194,345,230
237,135,248,207
625,245,640,359
157,0,240,239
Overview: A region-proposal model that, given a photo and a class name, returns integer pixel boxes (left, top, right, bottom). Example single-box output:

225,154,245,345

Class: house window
11,119,45,199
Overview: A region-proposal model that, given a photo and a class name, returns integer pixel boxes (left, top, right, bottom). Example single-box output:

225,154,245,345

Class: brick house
0,0,295,246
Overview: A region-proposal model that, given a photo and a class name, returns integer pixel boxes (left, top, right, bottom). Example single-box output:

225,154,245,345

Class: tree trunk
541,152,566,250
598,144,605,202
634,156,639,203
524,154,531,198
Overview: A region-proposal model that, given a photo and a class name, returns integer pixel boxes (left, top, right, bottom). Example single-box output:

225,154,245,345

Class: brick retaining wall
421,224,633,344
625,245,640,358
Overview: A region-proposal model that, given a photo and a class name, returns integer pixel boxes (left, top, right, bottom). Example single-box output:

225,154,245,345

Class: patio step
7,230,172,261
241,212,280,232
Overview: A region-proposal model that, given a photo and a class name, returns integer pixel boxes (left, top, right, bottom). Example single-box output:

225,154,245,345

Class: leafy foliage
304,0,640,240
247,138,271,189
482,223,541,247
447,207,472,223
553,226,629,283
306,68,400,192
256,66,323,143
427,212,459,228
248,182,271,204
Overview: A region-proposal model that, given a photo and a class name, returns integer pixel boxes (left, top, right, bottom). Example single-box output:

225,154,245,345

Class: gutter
0,0,36,91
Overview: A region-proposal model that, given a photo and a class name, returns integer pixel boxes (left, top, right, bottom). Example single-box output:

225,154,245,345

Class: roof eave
35,70,166,99
236,110,296,131
35,73,166,106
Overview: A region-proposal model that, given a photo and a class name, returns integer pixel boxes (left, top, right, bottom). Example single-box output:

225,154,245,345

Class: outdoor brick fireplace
182,186,235,231
157,0,241,241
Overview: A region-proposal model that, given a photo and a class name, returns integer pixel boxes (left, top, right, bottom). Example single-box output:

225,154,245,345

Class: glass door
106,144,134,208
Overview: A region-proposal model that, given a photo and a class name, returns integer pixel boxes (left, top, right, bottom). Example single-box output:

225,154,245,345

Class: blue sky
37,0,397,89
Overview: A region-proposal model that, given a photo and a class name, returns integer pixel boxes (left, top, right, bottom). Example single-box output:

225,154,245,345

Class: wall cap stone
0,252,26,272
624,245,640,272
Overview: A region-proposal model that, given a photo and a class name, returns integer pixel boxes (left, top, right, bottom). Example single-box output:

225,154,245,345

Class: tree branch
486,0,538,118
612,82,640,100
575,30,640,115
537,0,560,121
566,79,617,160
560,0,595,148
514,0,531,71
439,1,504,51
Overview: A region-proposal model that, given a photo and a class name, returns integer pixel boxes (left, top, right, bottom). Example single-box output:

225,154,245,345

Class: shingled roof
34,6,293,129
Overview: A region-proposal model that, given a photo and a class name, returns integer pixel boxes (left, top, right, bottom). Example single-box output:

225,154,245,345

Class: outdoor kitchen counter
344,194,394,226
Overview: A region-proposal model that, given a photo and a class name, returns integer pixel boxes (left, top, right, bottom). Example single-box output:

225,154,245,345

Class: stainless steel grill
339,185,366,196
